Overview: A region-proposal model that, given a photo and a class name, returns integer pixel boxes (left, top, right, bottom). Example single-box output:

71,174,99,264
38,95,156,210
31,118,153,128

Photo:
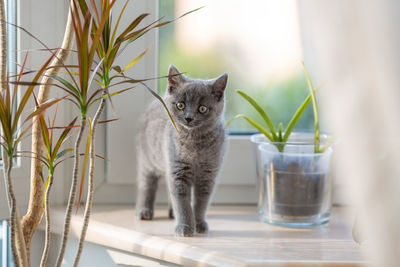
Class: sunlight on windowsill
48,205,368,266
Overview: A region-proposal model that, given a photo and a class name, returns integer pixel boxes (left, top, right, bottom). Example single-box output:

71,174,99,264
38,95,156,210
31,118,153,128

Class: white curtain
298,1,400,266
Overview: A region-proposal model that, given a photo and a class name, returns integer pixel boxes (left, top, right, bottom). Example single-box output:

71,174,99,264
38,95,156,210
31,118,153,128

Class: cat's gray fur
136,65,228,237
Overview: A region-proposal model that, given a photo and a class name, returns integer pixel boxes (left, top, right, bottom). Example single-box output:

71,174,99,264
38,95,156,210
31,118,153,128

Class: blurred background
158,0,315,133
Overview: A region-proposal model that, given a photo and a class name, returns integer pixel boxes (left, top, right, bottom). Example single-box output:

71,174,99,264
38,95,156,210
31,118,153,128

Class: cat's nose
185,117,193,123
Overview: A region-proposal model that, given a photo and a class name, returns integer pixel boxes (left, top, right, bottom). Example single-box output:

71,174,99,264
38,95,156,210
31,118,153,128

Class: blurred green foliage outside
158,1,314,133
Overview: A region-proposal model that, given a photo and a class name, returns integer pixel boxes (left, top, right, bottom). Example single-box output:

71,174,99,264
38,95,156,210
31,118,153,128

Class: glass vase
251,133,333,227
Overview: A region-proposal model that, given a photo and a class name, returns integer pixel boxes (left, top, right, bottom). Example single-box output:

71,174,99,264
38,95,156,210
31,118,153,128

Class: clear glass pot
251,133,333,227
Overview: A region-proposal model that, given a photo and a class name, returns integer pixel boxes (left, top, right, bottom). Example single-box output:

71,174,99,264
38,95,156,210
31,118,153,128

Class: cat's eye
198,105,208,114
176,102,185,110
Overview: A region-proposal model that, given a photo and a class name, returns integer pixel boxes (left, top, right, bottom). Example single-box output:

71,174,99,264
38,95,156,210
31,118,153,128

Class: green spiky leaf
236,90,278,140
302,62,320,153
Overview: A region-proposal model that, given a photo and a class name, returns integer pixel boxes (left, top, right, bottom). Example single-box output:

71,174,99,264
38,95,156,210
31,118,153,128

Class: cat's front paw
195,221,209,234
137,208,153,220
175,224,194,237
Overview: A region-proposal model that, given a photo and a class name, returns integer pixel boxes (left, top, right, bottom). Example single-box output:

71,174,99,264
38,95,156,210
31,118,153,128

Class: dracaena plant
227,62,326,153
52,1,115,265
34,107,77,267
0,53,60,267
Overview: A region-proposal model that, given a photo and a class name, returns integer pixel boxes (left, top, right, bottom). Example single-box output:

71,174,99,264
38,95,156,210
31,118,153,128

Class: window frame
0,0,345,210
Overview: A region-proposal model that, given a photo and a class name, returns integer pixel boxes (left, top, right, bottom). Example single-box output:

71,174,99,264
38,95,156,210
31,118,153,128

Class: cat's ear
211,73,228,101
168,65,185,92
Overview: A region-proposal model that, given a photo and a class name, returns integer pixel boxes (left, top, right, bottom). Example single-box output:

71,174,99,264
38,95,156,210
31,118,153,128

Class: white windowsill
48,205,367,266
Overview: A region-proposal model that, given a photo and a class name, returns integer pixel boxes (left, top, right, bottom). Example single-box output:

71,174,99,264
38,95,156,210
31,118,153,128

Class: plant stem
73,96,106,266
3,155,28,267
22,9,74,262
39,174,54,267
3,154,19,266
56,116,86,267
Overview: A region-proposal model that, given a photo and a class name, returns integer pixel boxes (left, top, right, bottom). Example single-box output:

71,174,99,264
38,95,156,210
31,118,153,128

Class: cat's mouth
183,122,195,128
180,119,198,128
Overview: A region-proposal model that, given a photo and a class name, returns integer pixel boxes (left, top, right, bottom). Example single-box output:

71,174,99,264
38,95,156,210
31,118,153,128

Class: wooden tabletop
51,205,367,267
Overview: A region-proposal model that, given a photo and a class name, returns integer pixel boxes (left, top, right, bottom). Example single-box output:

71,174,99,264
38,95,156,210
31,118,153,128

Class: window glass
5,0,16,74
158,0,314,133
1,221,12,267
0,223,2,265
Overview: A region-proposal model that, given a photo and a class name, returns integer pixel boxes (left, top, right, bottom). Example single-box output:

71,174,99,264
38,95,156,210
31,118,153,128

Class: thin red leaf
98,118,119,124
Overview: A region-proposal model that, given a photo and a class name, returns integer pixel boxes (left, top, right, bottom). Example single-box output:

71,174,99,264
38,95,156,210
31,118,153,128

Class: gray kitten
135,65,228,237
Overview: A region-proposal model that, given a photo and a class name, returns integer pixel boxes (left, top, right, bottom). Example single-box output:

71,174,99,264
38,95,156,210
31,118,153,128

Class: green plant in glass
227,62,325,153
228,63,334,226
